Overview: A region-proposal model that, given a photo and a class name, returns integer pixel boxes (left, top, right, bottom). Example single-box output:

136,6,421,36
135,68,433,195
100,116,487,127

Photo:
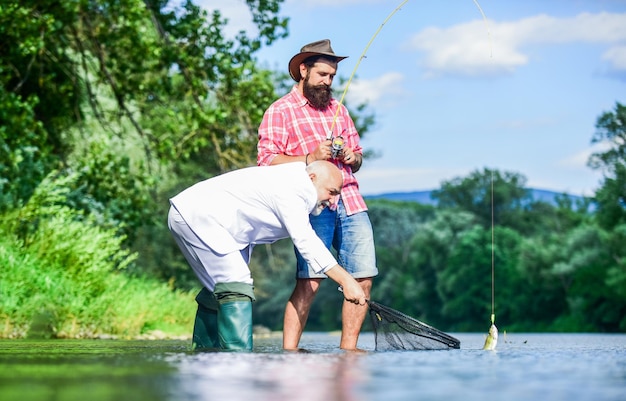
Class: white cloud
408,20,516,77
345,72,406,108
407,12,626,78
559,149,594,170
603,45,626,70
559,141,614,169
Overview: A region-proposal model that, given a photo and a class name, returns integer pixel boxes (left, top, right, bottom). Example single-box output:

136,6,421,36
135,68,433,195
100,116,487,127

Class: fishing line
472,0,496,339
490,170,495,327
482,170,498,350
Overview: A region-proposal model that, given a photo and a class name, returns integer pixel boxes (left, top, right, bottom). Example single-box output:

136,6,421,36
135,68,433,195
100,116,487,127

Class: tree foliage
589,102,626,174
588,102,626,230
0,0,293,285
585,102,626,330
432,168,532,232
0,0,287,209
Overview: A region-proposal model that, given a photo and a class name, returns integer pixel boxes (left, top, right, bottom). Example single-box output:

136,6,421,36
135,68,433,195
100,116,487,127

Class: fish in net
368,301,461,351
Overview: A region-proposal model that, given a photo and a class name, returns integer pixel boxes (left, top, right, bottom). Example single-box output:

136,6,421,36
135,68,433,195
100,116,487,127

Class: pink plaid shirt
257,85,367,215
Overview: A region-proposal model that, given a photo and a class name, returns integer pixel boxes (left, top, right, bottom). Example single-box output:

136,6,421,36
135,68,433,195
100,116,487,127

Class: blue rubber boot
192,287,220,350
214,282,256,351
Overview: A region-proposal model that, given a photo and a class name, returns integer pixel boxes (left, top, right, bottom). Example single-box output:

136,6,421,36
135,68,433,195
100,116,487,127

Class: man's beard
303,75,332,110
310,200,330,216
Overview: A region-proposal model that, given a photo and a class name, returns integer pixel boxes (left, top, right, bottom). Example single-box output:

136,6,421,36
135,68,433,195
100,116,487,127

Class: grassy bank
0,176,195,339
0,232,196,339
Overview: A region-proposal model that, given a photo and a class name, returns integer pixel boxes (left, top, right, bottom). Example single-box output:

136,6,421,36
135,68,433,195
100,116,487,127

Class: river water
1,332,625,401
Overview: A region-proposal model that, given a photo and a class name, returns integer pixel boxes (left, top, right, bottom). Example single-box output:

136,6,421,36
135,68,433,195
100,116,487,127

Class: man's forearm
268,154,308,165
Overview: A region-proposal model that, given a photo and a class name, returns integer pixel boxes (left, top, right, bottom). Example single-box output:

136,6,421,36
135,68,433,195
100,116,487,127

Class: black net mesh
368,301,461,351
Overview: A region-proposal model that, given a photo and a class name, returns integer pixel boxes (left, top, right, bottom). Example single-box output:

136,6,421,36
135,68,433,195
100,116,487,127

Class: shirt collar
289,85,308,108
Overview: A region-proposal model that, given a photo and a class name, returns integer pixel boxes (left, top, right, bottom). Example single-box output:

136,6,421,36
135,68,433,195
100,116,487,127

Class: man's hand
340,148,362,172
325,265,367,305
310,141,362,172
311,139,333,161
341,280,367,305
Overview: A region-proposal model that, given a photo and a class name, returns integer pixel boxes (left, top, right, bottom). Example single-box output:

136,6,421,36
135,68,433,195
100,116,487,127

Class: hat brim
288,52,348,81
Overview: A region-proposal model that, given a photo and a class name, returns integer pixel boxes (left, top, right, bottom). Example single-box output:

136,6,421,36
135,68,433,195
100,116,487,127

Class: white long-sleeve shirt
169,163,337,274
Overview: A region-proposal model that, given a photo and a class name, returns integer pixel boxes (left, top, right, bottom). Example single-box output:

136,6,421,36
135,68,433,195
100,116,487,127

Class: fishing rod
327,0,409,157
327,0,491,153
329,0,409,139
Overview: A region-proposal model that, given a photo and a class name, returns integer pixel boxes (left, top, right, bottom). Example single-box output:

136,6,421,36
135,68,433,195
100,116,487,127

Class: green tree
0,2,70,211
588,102,626,173
1,0,292,287
593,164,626,231
371,208,478,329
436,225,523,331
432,168,533,233
515,234,569,329
0,0,288,209
588,102,626,230
604,224,626,330
586,102,626,330
367,199,435,249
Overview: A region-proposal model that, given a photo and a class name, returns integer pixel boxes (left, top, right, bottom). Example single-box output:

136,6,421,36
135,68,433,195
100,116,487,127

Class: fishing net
368,301,461,351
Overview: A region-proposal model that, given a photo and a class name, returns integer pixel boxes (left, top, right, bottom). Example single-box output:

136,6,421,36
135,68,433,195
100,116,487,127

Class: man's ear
299,63,308,80
309,172,316,182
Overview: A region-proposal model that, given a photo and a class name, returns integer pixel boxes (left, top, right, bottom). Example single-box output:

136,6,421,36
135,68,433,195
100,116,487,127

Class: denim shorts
295,200,378,279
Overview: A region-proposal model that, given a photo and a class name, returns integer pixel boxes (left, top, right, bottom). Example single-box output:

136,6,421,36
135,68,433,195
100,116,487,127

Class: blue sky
197,0,626,196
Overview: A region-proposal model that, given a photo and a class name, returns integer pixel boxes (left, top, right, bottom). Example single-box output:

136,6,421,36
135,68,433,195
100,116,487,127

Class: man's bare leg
340,277,372,350
283,278,322,350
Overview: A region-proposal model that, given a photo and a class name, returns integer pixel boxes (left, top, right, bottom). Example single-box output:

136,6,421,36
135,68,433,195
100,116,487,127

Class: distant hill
365,190,439,205
365,188,590,207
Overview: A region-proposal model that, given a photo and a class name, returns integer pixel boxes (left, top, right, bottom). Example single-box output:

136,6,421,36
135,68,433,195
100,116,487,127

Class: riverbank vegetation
0,173,195,338
1,1,624,338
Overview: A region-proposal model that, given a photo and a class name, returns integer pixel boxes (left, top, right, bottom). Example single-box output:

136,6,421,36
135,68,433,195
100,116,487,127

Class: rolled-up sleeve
257,105,286,166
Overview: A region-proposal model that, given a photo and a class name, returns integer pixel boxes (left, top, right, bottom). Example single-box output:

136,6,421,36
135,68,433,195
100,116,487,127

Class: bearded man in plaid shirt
257,39,378,351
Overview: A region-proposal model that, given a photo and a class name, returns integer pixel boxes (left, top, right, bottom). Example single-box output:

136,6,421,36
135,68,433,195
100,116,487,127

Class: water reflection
173,350,368,401
1,333,625,401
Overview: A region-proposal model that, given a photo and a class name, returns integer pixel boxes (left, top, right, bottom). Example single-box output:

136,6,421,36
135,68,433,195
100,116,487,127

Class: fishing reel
330,136,345,159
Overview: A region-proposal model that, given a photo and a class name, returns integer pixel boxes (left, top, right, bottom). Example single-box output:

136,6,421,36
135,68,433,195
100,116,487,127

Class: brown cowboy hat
288,39,348,81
